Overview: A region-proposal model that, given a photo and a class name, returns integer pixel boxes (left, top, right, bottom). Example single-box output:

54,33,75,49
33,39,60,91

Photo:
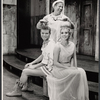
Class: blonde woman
46,21,89,100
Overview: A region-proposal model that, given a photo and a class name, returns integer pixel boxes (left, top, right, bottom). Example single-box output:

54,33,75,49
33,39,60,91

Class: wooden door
30,0,46,47
17,0,31,49
79,0,96,56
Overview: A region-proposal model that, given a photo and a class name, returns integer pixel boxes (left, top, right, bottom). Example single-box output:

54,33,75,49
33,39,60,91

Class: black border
1,0,100,100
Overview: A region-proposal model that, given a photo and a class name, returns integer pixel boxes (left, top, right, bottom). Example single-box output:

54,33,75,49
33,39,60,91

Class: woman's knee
78,68,86,74
22,69,30,76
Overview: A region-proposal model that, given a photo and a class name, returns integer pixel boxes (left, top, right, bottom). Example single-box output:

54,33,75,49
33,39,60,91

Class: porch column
95,0,99,61
62,0,65,14
46,0,50,14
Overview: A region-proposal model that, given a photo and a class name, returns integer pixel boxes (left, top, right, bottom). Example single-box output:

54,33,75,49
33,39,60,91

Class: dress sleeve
41,40,55,65
41,51,49,65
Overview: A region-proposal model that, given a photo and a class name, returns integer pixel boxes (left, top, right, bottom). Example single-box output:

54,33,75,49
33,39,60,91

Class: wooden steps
3,55,25,71
3,48,99,99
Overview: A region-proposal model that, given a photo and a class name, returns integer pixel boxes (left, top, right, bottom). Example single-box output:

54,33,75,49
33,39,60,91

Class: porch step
3,55,25,76
15,48,99,73
3,53,99,93
15,48,98,83
15,48,41,63
15,48,99,94
3,55,43,87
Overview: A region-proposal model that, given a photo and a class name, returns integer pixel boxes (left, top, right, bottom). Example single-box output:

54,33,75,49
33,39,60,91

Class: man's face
54,3,63,15
40,29,50,41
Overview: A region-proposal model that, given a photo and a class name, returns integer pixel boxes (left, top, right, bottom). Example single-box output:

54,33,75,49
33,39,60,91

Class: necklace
51,13,62,21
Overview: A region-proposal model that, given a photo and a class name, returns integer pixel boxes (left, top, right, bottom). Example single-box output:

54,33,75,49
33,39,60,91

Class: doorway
79,0,97,56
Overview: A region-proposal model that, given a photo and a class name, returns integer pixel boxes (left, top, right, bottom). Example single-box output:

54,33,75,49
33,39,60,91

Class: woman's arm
62,15,75,29
31,54,43,65
70,48,77,68
70,56,74,67
53,46,69,68
29,62,45,69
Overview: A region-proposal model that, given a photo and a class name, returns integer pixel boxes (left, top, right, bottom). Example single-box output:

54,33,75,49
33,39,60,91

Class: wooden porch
3,48,99,100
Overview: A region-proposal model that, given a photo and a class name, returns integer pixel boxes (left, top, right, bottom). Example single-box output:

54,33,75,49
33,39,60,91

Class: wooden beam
46,0,50,14
62,0,65,14
95,0,99,61
74,22,77,67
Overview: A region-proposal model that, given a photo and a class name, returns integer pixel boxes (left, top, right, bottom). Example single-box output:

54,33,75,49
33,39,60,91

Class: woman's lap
51,67,80,79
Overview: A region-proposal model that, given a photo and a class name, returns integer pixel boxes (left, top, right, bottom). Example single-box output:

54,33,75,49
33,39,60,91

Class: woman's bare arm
31,54,43,65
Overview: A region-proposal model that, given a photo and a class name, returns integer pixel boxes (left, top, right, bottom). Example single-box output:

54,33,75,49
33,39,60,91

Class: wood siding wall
64,1,80,53
30,0,46,46
64,0,97,57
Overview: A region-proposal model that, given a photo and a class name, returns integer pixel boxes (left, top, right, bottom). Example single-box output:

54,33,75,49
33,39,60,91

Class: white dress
47,42,89,100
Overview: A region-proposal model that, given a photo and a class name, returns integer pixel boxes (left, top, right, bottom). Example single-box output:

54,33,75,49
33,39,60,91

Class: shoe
21,86,28,92
6,79,22,97
6,91,22,97
21,82,28,91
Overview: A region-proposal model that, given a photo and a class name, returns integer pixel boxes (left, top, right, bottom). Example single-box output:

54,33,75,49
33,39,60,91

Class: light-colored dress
40,39,55,75
42,13,72,42
47,41,89,100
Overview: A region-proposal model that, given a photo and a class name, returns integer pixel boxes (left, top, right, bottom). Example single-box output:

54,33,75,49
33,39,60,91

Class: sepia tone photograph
3,0,99,100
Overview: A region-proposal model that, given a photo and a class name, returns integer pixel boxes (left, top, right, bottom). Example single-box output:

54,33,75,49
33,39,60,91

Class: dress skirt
46,67,89,100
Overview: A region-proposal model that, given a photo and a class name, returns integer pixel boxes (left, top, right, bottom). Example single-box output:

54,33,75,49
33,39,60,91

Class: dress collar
50,13,63,21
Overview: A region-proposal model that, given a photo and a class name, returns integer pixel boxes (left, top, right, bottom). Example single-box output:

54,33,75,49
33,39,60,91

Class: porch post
46,0,50,14
95,0,99,61
62,0,65,14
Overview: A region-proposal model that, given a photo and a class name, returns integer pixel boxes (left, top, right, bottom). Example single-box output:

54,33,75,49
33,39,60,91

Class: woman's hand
28,65,36,69
40,19,48,27
24,63,32,69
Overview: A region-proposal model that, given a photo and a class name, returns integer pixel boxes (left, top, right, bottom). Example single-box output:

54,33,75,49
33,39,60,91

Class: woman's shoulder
55,42,61,48
43,14,52,19
48,39,56,46
69,41,75,49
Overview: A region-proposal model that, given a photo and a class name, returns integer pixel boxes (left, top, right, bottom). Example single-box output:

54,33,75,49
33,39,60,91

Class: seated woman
46,21,89,100
6,25,55,97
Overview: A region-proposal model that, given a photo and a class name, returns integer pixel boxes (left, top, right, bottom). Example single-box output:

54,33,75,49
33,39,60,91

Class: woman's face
41,29,50,41
60,28,70,41
54,3,63,15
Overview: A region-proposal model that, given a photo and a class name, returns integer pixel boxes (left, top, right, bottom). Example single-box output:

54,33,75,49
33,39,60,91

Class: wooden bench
42,58,99,98
3,54,99,99
42,72,99,97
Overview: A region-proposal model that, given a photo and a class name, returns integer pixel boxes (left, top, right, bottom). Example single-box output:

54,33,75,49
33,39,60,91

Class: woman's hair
60,21,72,29
60,21,72,40
41,26,51,34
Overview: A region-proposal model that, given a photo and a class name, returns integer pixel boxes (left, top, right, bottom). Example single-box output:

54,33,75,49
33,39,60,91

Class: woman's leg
20,68,46,84
6,67,46,97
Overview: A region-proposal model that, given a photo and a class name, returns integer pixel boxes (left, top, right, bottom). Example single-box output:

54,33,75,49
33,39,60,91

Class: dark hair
41,26,51,34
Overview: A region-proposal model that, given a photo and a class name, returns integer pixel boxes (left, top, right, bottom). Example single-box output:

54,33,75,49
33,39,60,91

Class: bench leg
43,78,48,96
